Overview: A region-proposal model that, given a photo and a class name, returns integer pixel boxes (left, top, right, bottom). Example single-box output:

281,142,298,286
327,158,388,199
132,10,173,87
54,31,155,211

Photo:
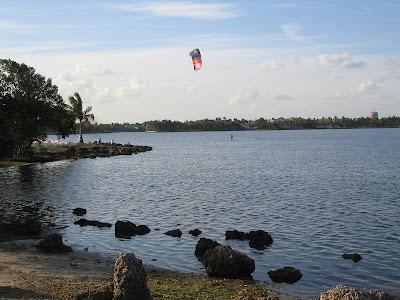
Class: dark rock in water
319,285,397,300
225,230,248,241
203,245,255,279
74,219,111,228
136,225,151,235
343,253,362,263
189,229,202,236
73,208,87,216
74,283,113,300
37,234,72,253
248,230,273,250
115,221,136,238
48,222,56,227
268,266,302,284
194,238,220,260
164,229,182,238
113,252,151,300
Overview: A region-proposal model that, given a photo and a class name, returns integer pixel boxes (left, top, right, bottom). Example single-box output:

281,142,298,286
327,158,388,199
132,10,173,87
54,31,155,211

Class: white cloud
343,60,366,69
318,53,352,67
229,88,259,105
259,60,285,71
115,78,147,98
281,23,304,40
274,94,293,101
350,80,380,95
106,2,239,20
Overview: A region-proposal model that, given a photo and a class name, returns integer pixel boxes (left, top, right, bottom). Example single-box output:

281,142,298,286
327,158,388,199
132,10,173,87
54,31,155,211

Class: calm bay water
1,129,400,298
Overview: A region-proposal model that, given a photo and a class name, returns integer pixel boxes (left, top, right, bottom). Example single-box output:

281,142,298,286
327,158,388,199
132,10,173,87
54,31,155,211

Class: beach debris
268,266,302,284
73,207,87,216
113,252,151,300
189,48,202,71
74,219,111,228
37,234,73,253
194,238,220,261
164,229,182,238
319,285,397,300
75,283,113,300
343,253,362,263
225,229,273,250
203,245,255,279
189,228,202,236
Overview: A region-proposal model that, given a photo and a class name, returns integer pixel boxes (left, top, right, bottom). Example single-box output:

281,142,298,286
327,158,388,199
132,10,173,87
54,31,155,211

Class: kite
189,48,202,71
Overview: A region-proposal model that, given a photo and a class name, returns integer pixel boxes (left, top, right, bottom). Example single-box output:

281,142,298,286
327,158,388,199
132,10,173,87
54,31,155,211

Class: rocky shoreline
0,142,152,166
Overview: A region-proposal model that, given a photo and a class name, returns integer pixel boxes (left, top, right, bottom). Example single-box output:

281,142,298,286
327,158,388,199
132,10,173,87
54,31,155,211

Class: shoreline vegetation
80,116,400,133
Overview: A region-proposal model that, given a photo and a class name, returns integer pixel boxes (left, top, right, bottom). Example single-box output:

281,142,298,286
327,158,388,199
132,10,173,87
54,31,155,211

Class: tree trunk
79,120,83,143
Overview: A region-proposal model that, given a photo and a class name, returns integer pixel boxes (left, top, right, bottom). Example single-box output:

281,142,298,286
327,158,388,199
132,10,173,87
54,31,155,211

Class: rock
73,208,87,216
319,285,397,300
136,225,151,235
74,219,111,228
189,229,202,236
74,283,113,300
203,245,255,279
37,234,72,253
113,252,152,300
268,266,302,284
194,238,220,260
248,230,273,250
115,221,137,238
225,230,248,241
164,229,182,238
343,253,362,263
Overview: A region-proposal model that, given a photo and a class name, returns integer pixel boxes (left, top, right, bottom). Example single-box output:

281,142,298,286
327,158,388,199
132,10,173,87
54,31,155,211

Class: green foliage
0,59,75,159
143,118,244,132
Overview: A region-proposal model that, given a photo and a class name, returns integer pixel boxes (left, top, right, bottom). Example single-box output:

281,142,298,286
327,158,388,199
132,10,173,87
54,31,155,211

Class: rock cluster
225,229,273,250
115,221,151,239
194,238,220,261
73,208,87,216
164,229,182,238
268,266,302,284
74,219,112,228
189,229,202,236
37,234,73,253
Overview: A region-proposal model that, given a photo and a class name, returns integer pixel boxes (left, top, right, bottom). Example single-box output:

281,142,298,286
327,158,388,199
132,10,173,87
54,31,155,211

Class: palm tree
68,92,94,143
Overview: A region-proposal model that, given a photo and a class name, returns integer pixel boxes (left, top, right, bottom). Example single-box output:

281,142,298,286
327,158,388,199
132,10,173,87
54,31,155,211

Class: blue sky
1,1,400,122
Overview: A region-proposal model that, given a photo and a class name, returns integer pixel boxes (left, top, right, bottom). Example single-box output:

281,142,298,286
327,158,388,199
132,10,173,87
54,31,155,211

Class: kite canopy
189,48,202,71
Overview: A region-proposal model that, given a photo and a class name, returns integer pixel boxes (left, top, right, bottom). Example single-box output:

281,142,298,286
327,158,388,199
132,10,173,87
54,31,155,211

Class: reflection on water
1,129,400,298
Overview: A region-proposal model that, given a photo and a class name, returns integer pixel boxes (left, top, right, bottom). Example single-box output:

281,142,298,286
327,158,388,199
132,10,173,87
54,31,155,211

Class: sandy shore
0,239,287,300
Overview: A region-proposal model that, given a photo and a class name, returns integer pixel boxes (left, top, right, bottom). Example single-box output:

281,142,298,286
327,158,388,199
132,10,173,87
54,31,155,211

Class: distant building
369,111,379,119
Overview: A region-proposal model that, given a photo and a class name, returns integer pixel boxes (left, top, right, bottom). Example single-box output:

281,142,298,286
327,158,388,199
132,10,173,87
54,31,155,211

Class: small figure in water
230,134,233,139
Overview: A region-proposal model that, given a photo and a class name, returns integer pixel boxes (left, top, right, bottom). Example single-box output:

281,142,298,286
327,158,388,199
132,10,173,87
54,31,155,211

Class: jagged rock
343,253,362,263
319,285,398,300
74,219,111,228
113,253,152,300
189,229,202,236
194,238,220,260
115,221,136,238
203,245,255,279
136,225,151,235
248,230,273,250
73,208,87,216
268,266,302,284
164,229,182,238
74,283,113,300
37,234,72,253
225,230,248,241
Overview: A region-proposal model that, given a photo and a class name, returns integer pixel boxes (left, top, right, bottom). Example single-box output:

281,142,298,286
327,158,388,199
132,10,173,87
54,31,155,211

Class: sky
1,0,400,122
